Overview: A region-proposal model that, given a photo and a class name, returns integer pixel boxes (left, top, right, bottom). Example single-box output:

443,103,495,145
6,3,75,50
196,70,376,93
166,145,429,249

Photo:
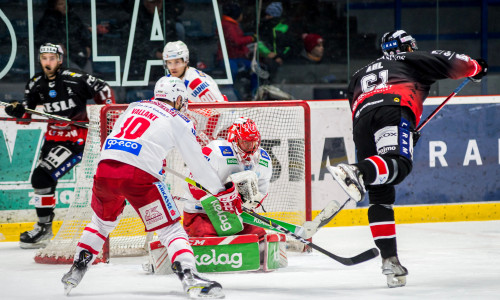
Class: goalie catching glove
215,182,242,215
4,101,26,118
227,171,265,210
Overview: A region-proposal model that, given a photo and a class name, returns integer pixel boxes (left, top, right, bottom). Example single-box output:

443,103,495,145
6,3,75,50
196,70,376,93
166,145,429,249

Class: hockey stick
415,78,470,132
0,101,89,128
164,166,379,266
0,117,90,127
302,198,351,239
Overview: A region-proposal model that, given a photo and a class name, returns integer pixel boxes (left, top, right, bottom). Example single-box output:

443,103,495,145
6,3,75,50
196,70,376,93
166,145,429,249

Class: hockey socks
368,204,397,258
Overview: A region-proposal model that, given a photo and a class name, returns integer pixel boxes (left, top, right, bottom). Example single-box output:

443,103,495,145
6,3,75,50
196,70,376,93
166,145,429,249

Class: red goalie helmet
227,117,261,162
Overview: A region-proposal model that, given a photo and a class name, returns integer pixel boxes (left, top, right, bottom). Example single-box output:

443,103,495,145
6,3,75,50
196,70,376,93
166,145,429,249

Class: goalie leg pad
146,234,262,274
263,233,288,271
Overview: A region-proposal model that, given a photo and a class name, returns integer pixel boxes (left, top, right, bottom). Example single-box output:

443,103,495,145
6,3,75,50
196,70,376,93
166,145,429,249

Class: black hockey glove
469,58,488,83
4,101,26,118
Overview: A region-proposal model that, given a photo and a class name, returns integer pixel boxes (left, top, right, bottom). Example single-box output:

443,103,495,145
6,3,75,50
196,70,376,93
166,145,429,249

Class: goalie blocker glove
469,58,488,83
215,182,242,215
4,101,26,118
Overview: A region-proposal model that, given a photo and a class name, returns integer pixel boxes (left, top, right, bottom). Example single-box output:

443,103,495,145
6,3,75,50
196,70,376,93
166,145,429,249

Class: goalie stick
163,166,379,266
0,101,90,128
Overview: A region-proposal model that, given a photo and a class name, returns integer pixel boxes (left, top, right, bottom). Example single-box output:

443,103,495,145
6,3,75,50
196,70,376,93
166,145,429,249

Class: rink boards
1,97,499,241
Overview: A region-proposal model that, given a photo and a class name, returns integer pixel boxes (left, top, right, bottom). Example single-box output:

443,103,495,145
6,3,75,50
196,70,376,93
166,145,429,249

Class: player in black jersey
327,30,488,288
4,43,116,249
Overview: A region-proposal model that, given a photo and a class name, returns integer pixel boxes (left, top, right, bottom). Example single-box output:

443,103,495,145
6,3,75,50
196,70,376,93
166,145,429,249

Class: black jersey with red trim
347,50,482,125
23,68,113,142
24,68,111,121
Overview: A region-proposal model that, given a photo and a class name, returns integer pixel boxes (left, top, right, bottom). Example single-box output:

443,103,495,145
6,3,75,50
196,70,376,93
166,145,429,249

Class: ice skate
19,215,54,249
327,164,366,202
382,256,408,288
172,261,224,299
61,250,93,295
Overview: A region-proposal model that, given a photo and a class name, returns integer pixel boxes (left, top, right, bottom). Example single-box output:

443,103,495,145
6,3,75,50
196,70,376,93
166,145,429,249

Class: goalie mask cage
35,101,311,264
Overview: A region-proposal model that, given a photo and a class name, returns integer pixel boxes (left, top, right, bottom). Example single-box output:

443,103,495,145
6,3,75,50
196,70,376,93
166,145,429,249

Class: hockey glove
5,101,26,118
215,182,242,215
469,58,488,83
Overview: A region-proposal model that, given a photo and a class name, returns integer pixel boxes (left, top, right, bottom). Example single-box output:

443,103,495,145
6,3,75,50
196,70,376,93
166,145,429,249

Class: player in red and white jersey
183,117,272,243
61,77,242,299
327,30,488,288
163,40,230,145
163,40,226,103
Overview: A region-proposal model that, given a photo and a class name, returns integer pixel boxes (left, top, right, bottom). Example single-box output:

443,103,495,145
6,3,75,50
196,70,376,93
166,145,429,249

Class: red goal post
35,101,311,264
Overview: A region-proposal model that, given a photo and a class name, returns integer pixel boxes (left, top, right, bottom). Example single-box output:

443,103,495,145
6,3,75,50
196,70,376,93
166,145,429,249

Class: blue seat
182,19,214,39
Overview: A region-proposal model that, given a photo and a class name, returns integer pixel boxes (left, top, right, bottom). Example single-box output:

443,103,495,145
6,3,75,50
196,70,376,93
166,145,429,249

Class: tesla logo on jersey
43,99,77,112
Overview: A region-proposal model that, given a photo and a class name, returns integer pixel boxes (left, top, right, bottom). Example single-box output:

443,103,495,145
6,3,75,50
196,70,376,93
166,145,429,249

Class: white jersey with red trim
183,140,273,213
99,100,224,194
168,67,226,103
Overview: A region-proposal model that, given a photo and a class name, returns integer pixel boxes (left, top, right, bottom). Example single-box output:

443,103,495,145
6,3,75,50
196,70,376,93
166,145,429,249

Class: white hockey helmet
154,76,188,112
163,41,189,63
39,43,64,62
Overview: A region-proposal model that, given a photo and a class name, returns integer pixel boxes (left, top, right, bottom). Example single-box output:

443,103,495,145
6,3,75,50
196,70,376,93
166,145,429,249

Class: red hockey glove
469,58,488,83
215,182,242,215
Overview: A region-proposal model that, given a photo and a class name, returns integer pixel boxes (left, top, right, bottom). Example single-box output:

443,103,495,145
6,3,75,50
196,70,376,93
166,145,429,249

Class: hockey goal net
35,101,311,264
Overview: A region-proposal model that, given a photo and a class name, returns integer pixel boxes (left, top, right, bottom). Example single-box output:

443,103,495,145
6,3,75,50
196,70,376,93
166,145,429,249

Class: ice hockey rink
1,220,499,300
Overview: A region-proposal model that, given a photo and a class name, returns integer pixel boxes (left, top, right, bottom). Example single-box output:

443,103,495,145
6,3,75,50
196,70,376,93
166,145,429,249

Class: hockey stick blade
162,166,380,266
244,207,379,266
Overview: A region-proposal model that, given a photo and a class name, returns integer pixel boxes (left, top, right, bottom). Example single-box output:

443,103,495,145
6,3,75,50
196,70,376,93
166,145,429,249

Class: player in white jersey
163,41,230,145
61,77,242,299
163,40,226,103
183,117,272,248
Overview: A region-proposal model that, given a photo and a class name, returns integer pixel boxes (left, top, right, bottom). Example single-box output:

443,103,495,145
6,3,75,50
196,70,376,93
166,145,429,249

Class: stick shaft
416,78,470,132
163,166,379,265
0,101,89,128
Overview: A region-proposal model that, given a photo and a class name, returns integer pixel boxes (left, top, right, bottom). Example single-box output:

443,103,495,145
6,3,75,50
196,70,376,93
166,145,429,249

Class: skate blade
386,274,407,288
188,286,225,299
19,241,49,249
326,166,361,202
63,283,75,296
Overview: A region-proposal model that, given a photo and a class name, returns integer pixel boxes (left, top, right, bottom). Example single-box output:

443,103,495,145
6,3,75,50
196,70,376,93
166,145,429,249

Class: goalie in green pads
183,117,279,268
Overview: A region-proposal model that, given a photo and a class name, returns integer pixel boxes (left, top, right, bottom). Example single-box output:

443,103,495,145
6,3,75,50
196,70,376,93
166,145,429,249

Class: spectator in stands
217,1,257,100
35,0,92,73
257,2,294,83
301,33,324,64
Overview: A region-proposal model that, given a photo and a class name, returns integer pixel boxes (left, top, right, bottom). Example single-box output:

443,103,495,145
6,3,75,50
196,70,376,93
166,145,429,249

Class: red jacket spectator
217,15,254,61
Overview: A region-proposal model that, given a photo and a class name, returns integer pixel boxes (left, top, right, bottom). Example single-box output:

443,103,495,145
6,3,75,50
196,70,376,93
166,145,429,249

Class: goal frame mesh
35,101,311,264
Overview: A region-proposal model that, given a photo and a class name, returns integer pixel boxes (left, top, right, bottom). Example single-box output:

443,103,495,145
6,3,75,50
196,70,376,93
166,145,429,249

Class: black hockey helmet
380,30,418,56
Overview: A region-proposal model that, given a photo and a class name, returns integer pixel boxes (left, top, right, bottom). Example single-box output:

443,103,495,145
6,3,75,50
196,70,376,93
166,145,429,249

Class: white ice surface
1,220,500,300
